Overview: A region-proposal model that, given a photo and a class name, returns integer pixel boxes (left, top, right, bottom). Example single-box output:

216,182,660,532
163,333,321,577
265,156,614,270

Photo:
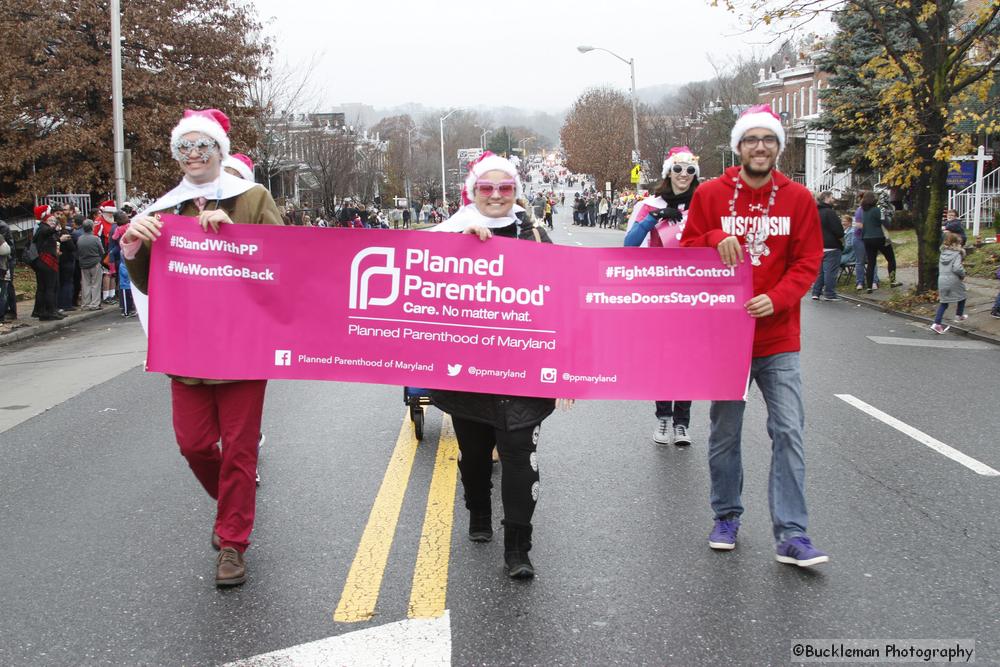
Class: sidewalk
0,298,122,346
837,266,1000,344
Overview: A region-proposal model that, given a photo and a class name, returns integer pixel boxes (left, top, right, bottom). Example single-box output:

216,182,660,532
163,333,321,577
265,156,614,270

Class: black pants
119,288,134,316
654,401,691,427
73,262,82,305
58,262,75,309
33,263,59,317
0,279,12,320
864,239,896,289
452,416,540,527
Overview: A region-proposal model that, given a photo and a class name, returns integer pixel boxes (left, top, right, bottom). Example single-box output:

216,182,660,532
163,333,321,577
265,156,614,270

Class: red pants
170,379,267,553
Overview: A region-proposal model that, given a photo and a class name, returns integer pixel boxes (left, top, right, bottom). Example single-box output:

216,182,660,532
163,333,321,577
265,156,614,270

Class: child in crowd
932,231,967,334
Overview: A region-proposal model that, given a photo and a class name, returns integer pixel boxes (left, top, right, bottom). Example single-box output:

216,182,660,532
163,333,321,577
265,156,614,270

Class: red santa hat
170,108,231,158
34,204,51,220
661,146,700,179
730,104,785,153
461,151,524,205
223,153,254,181
99,199,117,213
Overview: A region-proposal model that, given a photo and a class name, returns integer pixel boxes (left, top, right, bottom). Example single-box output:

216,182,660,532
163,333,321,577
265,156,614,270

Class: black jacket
58,229,77,268
33,223,59,256
818,201,844,249
430,214,556,431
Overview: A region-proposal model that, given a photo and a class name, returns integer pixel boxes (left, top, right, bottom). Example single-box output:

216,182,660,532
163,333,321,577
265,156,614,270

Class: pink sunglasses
476,180,517,197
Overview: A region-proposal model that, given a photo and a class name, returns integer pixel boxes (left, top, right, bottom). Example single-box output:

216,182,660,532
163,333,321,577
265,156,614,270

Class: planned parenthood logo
349,247,400,310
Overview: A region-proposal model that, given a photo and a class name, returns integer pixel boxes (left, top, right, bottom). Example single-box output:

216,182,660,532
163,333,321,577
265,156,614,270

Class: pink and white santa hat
223,153,255,181
730,104,785,153
461,151,524,206
661,146,700,179
170,108,231,158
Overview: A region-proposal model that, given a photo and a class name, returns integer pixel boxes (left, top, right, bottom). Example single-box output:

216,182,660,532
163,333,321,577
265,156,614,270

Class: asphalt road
1,184,998,666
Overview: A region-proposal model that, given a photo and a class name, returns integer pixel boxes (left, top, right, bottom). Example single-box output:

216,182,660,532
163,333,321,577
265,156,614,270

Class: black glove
650,206,682,222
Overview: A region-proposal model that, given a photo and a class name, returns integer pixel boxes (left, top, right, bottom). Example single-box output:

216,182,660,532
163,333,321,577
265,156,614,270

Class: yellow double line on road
334,410,458,622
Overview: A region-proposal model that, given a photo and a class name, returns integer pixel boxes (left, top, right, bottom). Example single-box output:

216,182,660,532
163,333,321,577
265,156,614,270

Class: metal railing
44,194,92,217
817,166,854,197
948,165,1000,231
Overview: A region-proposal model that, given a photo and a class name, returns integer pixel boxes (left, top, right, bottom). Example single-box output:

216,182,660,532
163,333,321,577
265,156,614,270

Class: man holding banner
121,108,283,587
681,104,829,568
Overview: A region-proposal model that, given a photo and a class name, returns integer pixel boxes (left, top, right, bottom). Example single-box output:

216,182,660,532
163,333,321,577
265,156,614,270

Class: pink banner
147,216,753,399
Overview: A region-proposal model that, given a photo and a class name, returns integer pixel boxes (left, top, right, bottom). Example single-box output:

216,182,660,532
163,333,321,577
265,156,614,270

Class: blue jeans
811,250,841,298
934,300,965,324
993,292,1000,311
708,352,808,543
851,236,877,287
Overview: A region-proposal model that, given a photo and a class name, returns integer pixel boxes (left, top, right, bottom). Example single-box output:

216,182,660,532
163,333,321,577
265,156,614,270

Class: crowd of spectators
1,201,136,328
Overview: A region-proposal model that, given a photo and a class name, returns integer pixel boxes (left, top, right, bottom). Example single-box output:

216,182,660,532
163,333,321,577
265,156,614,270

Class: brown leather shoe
211,531,221,551
215,547,246,587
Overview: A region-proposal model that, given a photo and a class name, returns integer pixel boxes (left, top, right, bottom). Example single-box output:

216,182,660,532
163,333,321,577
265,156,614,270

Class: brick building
754,55,852,195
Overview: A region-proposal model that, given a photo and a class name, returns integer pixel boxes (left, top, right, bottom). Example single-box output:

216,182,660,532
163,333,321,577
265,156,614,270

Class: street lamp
439,108,464,209
405,126,417,210
517,136,535,155
476,125,492,151
577,45,641,196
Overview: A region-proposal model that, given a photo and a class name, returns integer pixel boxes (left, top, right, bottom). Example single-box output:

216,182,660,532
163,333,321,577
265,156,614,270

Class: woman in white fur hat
429,152,560,579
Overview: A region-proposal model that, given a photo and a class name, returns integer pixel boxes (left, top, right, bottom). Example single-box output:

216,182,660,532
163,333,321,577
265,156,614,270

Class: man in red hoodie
681,104,828,567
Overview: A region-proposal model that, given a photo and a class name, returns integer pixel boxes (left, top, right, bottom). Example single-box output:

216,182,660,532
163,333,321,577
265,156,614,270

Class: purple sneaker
775,536,829,567
708,517,740,550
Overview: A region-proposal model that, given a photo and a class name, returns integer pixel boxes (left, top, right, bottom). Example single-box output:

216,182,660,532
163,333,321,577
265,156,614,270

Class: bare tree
300,127,357,214
245,55,320,191
371,115,416,202
354,137,386,204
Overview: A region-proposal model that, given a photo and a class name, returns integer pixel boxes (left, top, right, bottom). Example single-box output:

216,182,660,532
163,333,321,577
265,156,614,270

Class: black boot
503,522,534,579
469,508,493,542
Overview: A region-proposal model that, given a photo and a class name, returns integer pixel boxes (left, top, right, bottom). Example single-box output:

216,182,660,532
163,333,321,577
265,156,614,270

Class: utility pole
110,0,127,205
577,45,641,197
439,108,463,208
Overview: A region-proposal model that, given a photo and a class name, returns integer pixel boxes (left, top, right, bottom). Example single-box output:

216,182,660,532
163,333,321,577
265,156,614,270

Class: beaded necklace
728,171,779,218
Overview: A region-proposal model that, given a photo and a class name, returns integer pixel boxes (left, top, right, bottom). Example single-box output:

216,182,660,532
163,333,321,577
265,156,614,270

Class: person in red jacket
680,104,828,568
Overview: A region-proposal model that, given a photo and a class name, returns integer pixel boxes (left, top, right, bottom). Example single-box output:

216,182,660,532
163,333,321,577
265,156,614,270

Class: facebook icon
274,350,292,366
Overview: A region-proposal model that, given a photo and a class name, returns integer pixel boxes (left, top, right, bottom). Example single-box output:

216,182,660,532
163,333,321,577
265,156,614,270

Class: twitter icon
447,364,463,376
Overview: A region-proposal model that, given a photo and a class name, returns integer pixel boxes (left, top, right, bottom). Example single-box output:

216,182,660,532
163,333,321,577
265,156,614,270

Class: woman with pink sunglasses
623,146,701,447
430,152,558,579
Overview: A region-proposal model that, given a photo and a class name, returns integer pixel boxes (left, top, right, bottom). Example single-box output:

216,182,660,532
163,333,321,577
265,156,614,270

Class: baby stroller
403,387,433,440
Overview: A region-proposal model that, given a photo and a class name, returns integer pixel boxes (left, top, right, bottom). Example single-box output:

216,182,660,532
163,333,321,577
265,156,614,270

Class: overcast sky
249,0,813,113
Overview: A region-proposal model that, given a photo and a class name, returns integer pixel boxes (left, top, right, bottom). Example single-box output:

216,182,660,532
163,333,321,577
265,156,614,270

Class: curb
837,293,1000,347
0,307,119,347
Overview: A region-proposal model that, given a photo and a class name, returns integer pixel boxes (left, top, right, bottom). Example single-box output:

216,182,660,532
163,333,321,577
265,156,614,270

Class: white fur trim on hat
662,148,700,179
171,115,230,159
730,104,785,153
463,153,524,202
223,155,254,181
